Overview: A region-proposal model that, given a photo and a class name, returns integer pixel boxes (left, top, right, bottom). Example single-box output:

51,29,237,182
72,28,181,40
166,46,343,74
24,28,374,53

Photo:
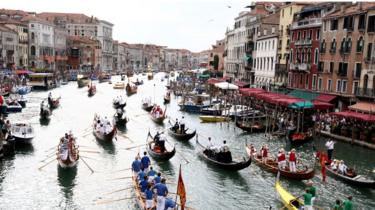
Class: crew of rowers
330,159,348,175
153,131,166,153
248,144,299,172
151,106,164,118
94,116,114,135
171,117,185,134
59,132,77,157
132,152,176,210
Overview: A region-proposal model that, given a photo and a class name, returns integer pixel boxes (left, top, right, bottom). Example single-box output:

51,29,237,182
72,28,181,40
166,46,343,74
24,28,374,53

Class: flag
177,165,186,210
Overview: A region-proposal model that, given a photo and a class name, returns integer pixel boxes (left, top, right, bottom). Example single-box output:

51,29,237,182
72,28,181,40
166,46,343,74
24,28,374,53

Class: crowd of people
132,152,176,210
94,115,114,135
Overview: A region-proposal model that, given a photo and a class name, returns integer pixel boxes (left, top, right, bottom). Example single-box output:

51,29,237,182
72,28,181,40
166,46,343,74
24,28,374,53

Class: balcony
290,63,311,72
275,64,287,73
355,88,375,98
329,48,336,54
295,39,312,46
291,18,322,30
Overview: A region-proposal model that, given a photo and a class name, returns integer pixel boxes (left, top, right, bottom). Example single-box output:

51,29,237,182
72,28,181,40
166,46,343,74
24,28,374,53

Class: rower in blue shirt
131,156,141,178
145,184,153,210
139,175,149,193
153,172,162,184
148,166,156,182
152,178,168,210
138,168,146,182
165,198,176,210
141,151,151,173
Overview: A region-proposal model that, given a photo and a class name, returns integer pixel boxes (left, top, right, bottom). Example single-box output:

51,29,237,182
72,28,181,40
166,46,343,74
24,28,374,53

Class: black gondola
142,103,153,112
167,127,196,141
325,165,375,188
196,138,251,171
114,114,128,127
146,132,175,161
113,100,126,109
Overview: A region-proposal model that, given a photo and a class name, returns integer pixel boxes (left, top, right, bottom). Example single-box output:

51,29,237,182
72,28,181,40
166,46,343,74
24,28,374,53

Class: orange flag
177,165,186,210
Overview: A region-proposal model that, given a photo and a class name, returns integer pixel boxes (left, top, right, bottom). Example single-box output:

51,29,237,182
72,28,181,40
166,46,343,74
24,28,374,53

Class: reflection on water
57,165,78,209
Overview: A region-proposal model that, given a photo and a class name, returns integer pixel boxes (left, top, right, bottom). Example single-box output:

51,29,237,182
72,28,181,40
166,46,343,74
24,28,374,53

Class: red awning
312,101,334,110
315,94,337,103
255,92,286,103
235,81,249,88
348,102,375,113
207,78,226,85
15,70,34,75
239,88,265,97
274,97,304,106
330,111,375,122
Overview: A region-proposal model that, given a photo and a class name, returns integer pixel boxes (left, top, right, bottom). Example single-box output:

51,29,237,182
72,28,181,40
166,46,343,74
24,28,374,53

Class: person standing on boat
288,149,297,173
131,156,141,178
173,119,179,133
153,178,168,210
48,92,52,103
261,145,268,163
145,183,153,210
277,149,286,170
307,180,316,206
325,139,335,161
180,116,185,134
141,151,151,173
207,137,213,149
343,196,353,210
303,188,313,210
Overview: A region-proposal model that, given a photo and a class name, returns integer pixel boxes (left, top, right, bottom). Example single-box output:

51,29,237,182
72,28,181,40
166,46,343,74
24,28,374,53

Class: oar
38,158,56,170
107,176,132,181
121,144,146,150
40,153,56,162
80,156,95,173
112,167,132,173
80,150,100,154
102,186,133,196
95,196,135,205
80,155,100,162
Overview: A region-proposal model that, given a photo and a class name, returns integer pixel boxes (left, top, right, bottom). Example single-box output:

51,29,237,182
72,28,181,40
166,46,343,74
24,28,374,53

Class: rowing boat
146,132,175,161
196,138,251,171
48,97,60,109
325,164,375,188
113,82,125,89
150,106,166,124
126,83,138,95
11,123,35,144
167,127,196,141
275,176,303,210
88,84,96,97
92,115,117,141
199,115,230,123
57,135,79,168
245,146,315,180
235,120,265,133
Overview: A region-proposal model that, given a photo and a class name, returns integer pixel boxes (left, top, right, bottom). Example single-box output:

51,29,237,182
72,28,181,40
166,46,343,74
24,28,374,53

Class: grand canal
1,73,374,210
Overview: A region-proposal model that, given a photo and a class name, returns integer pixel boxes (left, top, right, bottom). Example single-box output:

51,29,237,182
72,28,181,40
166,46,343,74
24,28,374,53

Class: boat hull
167,127,196,141
199,115,230,123
326,166,375,188
146,133,175,161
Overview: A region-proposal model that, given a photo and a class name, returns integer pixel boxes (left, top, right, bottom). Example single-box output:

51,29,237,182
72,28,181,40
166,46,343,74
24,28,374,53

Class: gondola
113,113,129,127
147,73,153,80
92,115,117,141
11,123,35,144
199,115,230,123
150,106,166,124
133,80,144,86
325,163,375,188
164,93,171,104
196,138,251,171
167,126,196,141
48,97,60,109
113,99,126,109
40,103,51,120
235,120,265,133
98,74,111,83
77,75,90,88
113,82,125,89
146,132,176,161
5,101,22,113
57,135,79,168
88,84,96,97
126,83,137,96
245,146,315,180
275,175,303,210
289,132,313,144
142,102,153,112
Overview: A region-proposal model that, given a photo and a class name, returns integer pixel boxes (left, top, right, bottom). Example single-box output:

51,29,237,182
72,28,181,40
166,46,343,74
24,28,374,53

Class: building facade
67,36,101,72
0,25,18,69
2,21,28,68
208,39,225,71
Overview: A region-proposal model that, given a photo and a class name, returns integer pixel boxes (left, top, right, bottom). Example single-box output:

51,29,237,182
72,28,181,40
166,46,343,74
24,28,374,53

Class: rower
261,145,268,164
152,178,168,210
148,166,156,182
138,168,146,182
141,151,151,173
153,172,162,184
180,116,185,134
154,131,160,143
219,140,232,163
288,149,297,173
48,92,52,103
158,132,166,153
277,148,286,170
206,137,213,149
173,119,179,133
131,156,141,178
145,183,153,210
139,175,149,193
307,180,316,206
303,188,313,210
165,198,177,210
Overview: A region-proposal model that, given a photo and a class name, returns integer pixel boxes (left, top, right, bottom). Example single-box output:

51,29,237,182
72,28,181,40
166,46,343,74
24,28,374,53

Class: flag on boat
177,165,186,210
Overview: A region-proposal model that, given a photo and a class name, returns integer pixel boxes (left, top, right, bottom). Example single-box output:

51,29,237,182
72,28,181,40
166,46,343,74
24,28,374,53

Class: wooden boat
92,115,117,141
113,82,125,89
77,75,90,88
98,74,111,83
126,83,137,95
164,92,171,104
147,73,153,80
114,113,128,127
235,120,265,133
325,163,375,188
196,138,251,171
48,96,60,109
245,146,315,180
113,99,126,109
132,175,154,209
57,135,79,168
142,102,153,112
88,84,96,96
146,132,176,161
275,177,303,210
10,123,35,144
289,132,313,144
5,101,22,113
40,103,51,119
150,106,166,124
133,80,144,86
199,115,230,123
168,126,196,141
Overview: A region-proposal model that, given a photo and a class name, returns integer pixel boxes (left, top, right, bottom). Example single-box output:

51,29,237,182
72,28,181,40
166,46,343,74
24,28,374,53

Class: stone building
0,25,18,69
208,39,225,71
66,36,101,72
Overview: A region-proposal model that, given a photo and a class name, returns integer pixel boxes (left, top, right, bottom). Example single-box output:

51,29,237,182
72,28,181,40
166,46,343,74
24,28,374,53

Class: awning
274,97,304,107
348,102,375,114
315,94,337,103
235,81,250,88
288,89,319,101
239,88,265,97
16,70,34,75
207,78,226,85
214,82,238,90
330,111,375,122
312,101,334,110
198,74,210,79
288,101,314,109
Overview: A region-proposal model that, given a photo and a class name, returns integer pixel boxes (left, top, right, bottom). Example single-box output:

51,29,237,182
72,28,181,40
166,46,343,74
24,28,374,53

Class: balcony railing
291,18,322,29
290,63,311,72
355,88,375,98
294,39,312,46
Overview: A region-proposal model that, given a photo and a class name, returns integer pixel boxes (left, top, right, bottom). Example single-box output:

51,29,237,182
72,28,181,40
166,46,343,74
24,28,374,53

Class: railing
295,39,312,46
355,88,375,98
291,18,322,29
290,63,310,71
329,48,336,54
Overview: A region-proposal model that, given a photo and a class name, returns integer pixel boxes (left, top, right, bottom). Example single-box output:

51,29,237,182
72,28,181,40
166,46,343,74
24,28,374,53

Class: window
336,80,341,92
308,30,312,40
279,39,282,48
338,62,348,76
290,7,292,15
314,49,319,64
330,19,338,30
366,43,373,60
327,79,332,91
301,50,305,63
282,9,284,18
329,62,334,73
290,49,293,62
300,74,303,85
318,62,324,72
343,16,354,30
307,50,311,63
320,39,326,52
312,75,317,89
30,46,36,56
355,63,362,78
303,31,306,39
358,14,366,30
353,81,359,94
357,36,364,52
272,40,275,49
323,21,327,31
342,80,347,93
316,30,320,40
318,78,322,90
367,16,375,32
297,31,301,40
346,37,352,53
330,38,336,53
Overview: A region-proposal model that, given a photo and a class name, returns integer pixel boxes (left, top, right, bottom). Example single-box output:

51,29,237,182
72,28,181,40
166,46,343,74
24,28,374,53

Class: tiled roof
37,12,98,24
0,24,17,33
325,2,375,19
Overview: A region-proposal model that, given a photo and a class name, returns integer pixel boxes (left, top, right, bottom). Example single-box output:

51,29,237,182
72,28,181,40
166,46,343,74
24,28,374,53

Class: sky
2,0,250,52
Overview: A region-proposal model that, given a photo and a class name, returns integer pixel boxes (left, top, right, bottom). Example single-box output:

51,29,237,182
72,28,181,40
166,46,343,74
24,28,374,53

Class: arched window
331,38,336,52
321,39,326,52
356,36,364,52
290,49,293,63
314,48,319,64
363,74,369,94
307,49,311,63
340,38,346,52
31,32,35,40
347,37,352,53
301,50,305,63
30,46,36,56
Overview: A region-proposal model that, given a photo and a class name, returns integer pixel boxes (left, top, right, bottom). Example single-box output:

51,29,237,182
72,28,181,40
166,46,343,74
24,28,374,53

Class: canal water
1,73,374,210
